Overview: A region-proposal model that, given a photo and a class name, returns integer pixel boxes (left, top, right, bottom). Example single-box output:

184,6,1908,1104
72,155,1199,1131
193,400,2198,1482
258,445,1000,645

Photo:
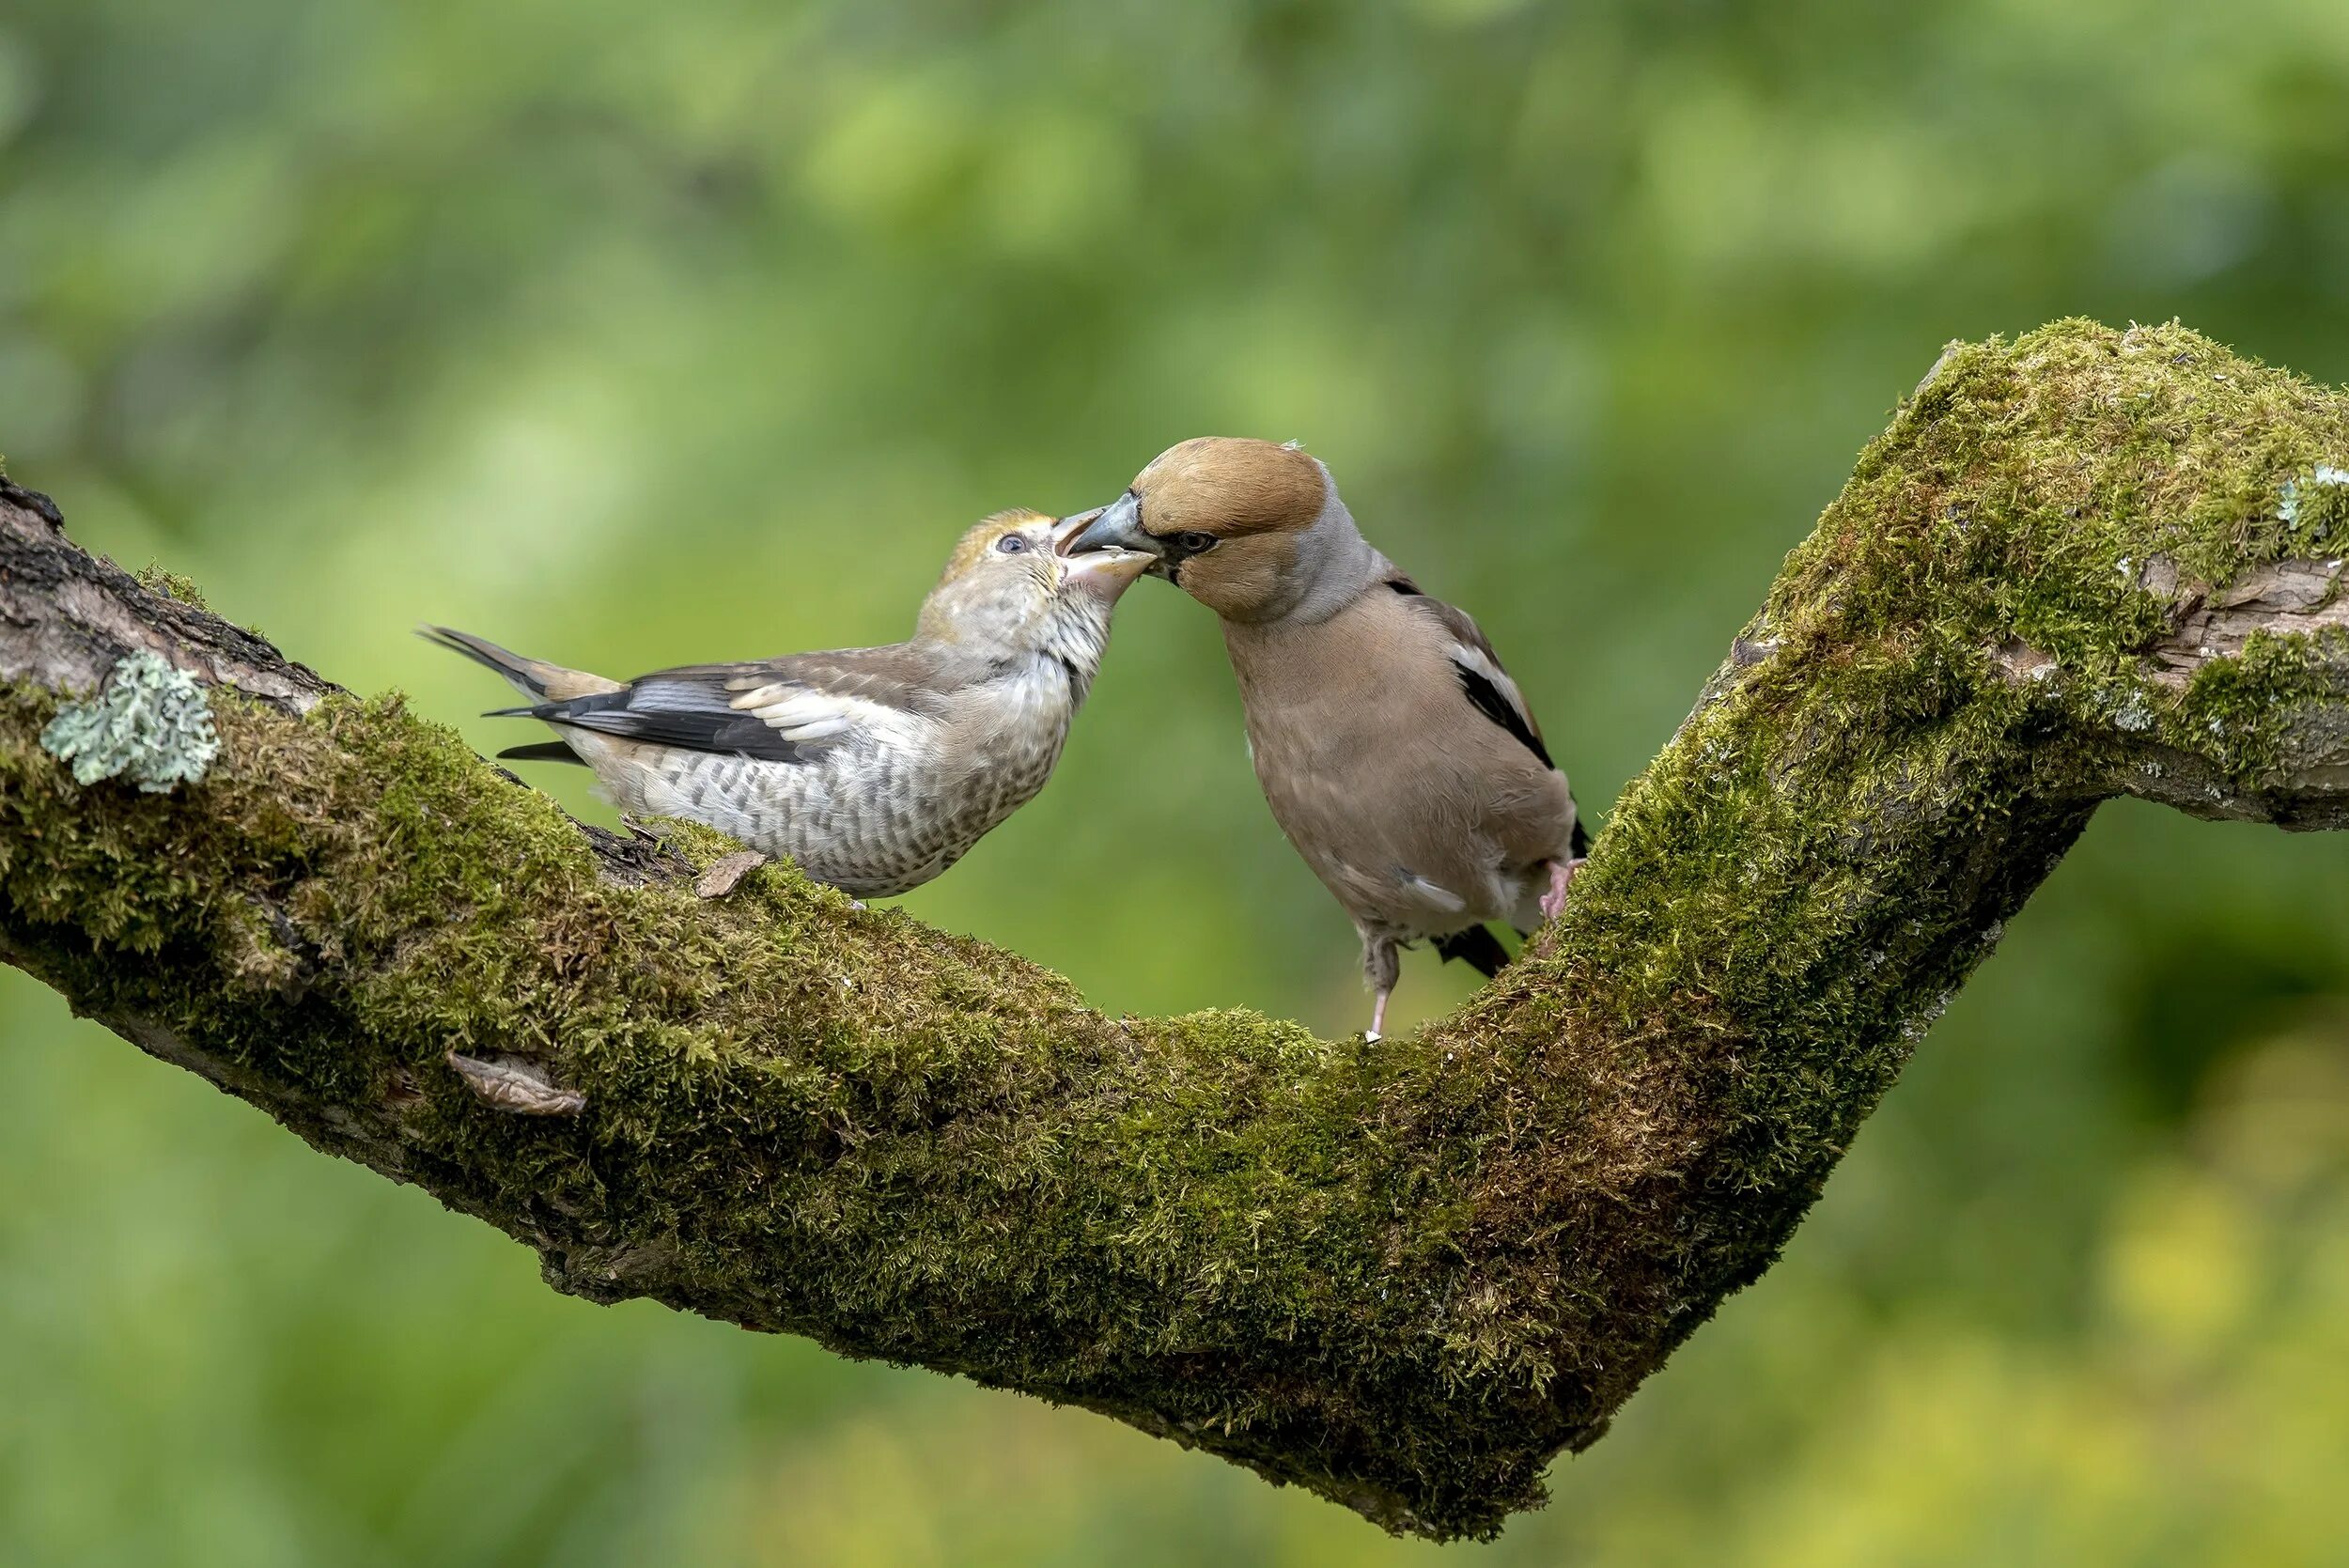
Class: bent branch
5,321,2347,1540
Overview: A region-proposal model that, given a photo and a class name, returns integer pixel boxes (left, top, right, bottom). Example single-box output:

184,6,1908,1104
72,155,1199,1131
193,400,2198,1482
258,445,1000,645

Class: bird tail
1433,924,1510,978
493,740,589,767
418,626,620,704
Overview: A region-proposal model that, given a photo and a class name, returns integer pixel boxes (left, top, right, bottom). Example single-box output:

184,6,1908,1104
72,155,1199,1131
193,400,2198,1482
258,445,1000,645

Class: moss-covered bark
5,321,2348,1540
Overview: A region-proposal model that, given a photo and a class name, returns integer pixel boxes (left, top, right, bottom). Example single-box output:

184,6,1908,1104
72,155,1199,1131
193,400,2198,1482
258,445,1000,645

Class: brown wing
1388,576,1587,858
493,643,963,761
1385,578,1554,768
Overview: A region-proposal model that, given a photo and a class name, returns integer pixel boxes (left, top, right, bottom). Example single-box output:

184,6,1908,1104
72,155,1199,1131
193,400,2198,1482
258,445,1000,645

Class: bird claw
1539,857,1584,922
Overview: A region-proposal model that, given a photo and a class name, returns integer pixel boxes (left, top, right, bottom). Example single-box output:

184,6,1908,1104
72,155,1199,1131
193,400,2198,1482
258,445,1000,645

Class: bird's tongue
1050,508,1107,556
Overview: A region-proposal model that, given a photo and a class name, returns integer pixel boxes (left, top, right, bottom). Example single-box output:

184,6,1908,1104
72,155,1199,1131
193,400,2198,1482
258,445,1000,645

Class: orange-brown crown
1129,438,1327,539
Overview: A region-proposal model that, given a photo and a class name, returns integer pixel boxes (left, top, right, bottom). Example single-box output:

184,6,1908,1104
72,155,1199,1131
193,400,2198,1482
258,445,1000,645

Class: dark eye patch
1155,529,1221,567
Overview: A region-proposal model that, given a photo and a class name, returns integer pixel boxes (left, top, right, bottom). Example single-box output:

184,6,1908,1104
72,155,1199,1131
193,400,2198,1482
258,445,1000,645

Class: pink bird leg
1539,856,1584,922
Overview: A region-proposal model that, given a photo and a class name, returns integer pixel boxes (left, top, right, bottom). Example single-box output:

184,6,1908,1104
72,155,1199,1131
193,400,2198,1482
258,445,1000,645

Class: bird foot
1538,857,1585,922
1365,986,1392,1044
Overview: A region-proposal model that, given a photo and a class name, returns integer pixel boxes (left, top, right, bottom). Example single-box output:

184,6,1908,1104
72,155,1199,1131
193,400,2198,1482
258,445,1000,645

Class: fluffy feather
426,509,1150,897
1066,438,1585,1038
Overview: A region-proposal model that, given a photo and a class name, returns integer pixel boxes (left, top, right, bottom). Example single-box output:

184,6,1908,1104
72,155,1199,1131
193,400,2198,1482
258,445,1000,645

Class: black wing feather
512,679,808,762
1451,660,1555,769
1389,579,1560,772
1433,925,1510,978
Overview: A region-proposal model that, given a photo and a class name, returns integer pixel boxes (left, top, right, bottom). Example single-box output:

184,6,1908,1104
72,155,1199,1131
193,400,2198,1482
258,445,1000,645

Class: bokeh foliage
4,1,2349,1562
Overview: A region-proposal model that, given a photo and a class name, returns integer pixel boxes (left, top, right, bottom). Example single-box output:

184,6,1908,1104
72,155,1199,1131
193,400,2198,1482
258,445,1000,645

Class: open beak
1058,492,1162,565
1051,508,1153,598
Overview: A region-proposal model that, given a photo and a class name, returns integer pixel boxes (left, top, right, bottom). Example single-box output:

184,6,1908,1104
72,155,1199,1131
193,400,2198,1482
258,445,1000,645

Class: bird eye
1173,531,1218,553
996,536,1028,554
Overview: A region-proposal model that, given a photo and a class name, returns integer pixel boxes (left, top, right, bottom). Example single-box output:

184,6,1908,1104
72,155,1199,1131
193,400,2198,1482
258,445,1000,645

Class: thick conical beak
1057,493,1159,562
1052,508,1152,598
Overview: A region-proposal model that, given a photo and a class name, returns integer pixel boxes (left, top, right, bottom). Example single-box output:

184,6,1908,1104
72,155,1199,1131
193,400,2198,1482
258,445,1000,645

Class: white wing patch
1447,641,1530,723
728,683,921,748
1400,872,1468,914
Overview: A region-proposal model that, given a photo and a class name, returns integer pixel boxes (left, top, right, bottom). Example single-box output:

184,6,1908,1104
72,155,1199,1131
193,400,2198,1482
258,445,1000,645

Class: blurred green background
7,1,2349,1562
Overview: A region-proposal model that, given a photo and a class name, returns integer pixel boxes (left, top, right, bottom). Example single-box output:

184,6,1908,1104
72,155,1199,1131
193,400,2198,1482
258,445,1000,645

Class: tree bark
4,320,2347,1540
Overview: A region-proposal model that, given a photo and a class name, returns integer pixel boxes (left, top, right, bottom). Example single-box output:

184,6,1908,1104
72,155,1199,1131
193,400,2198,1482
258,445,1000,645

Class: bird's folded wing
1385,579,1555,770
1386,579,1588,862
502,647,946,762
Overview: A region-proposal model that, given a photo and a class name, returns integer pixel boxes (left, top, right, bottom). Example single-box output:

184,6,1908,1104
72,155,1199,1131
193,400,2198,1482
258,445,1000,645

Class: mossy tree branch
6,321,2349,1541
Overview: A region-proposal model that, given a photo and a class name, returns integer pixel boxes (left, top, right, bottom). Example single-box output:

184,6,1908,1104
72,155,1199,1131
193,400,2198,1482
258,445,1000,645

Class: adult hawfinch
1064,439,1585,1039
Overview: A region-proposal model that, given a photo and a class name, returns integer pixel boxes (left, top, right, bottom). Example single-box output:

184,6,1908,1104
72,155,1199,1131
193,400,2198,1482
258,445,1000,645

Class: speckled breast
617,725,1068,899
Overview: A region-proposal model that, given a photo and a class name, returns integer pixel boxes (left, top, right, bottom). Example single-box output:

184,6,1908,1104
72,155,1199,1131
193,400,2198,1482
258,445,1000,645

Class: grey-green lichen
2276,464,2349,531
4,320,2348,1542
39,650,221,792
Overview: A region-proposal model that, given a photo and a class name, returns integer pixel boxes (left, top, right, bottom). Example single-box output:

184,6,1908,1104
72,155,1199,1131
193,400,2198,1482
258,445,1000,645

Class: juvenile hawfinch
428,509,1152,897
1064,439,1585,1040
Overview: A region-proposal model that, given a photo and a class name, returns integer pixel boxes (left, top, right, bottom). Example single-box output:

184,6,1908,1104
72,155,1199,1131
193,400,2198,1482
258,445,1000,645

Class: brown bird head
1060,438,1369,622
917,508,1152,655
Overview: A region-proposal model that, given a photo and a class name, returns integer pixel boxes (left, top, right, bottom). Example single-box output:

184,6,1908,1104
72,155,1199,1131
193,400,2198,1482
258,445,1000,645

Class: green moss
133,564,210,611
1417,320,2349,1494
2169,629,2332,784
5,320,2346,1541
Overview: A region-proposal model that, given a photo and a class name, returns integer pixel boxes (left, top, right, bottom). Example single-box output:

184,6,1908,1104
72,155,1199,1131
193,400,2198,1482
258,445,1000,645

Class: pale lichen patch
2277,464,2349,529
39,650,220,793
